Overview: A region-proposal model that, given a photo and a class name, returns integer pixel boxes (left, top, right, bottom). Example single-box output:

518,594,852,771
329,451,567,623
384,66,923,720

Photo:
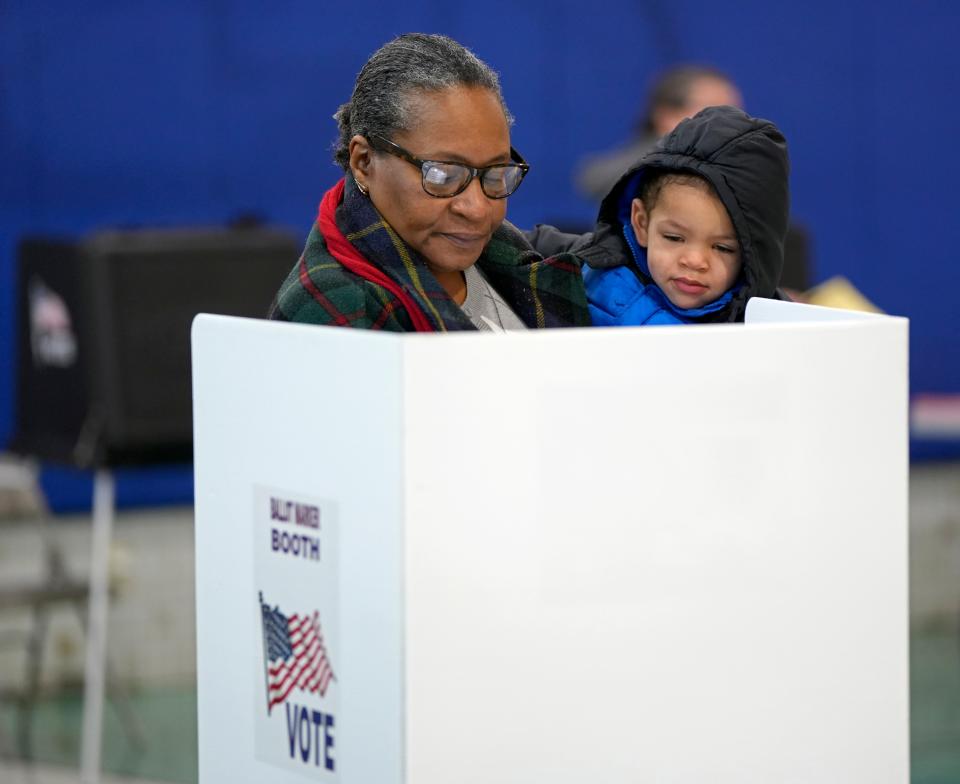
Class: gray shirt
460,265,528,331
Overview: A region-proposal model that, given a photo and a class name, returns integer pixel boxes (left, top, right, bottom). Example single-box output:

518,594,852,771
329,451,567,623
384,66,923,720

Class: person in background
533,105,790,325
269,33,590,332
575,65,743,203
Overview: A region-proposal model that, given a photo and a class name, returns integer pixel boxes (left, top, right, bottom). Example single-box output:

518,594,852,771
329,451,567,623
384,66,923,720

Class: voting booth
191,300,909,784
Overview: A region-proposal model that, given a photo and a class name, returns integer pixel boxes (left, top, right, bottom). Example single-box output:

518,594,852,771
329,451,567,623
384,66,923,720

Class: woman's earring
356,180,369,197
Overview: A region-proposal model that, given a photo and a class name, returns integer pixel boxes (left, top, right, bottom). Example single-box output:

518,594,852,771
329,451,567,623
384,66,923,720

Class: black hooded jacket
529,106,790,322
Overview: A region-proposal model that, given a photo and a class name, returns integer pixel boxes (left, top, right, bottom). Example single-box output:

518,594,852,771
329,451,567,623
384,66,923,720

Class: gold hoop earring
356,180,369,197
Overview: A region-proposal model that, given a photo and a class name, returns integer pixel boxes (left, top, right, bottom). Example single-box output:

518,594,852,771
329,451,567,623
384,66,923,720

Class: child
531,105,790,324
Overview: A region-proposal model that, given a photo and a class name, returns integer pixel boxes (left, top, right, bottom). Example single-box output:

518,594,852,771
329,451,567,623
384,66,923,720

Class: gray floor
0,686,196,783
0,760,169,784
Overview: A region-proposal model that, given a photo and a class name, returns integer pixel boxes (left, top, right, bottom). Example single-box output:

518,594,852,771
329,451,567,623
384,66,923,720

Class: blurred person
575,65,743,202
530,106,790,325
269,33,590,332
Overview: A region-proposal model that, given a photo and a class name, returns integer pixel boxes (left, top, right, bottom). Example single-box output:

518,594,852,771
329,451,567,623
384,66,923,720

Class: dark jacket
529,105,791,323
270,178,591,331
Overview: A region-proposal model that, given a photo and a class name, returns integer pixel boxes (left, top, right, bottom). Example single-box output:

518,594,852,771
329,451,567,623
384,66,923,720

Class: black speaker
12,226,300,467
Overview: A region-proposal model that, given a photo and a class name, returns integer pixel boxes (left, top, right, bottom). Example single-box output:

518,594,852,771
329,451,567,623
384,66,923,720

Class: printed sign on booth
253,486,339,780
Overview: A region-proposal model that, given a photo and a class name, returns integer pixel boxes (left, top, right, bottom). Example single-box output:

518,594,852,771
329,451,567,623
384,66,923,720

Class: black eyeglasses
366,133,529,199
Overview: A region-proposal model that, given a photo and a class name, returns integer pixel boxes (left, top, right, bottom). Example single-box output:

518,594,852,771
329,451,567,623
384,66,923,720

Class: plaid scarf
318,179,435,331
329,176,474,331
270,176,590,331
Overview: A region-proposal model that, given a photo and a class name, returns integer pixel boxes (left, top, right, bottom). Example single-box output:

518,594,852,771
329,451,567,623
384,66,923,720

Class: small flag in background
259,593,335,713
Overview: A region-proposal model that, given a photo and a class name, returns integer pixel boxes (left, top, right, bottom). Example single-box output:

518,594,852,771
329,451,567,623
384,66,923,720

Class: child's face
631,182,742,310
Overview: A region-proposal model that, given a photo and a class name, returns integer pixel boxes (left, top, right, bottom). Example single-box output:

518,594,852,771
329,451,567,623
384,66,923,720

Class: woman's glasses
366,134,529,199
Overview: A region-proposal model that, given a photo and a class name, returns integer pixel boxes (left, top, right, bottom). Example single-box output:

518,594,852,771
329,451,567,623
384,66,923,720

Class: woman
269,33,589,331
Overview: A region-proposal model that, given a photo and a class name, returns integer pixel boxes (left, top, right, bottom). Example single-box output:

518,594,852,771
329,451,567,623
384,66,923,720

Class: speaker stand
80,469,113,784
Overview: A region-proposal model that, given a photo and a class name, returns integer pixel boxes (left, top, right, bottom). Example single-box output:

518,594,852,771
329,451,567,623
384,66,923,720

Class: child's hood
595,105,790,317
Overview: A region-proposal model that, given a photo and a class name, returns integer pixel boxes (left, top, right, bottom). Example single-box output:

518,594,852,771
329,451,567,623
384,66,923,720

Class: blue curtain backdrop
2,1,958,508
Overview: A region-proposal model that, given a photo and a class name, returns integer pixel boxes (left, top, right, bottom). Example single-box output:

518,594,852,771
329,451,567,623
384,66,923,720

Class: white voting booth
192,299,909,784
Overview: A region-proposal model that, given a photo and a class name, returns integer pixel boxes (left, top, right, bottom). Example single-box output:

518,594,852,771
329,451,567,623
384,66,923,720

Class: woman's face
350,86,512,280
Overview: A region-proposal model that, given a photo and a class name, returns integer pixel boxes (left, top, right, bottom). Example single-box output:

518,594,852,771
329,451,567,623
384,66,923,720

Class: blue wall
3,1,958,507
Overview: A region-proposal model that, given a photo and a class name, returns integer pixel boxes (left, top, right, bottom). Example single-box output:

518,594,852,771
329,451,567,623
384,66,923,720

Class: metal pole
80,469,114,784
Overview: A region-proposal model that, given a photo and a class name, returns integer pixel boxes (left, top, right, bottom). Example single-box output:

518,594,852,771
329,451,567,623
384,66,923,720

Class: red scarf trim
316,179,435,332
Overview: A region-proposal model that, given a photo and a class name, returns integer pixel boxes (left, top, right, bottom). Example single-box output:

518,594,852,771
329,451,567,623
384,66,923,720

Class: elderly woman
269,33,589,331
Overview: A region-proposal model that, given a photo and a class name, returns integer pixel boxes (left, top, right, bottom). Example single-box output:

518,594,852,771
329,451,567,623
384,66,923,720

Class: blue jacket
583,237,738,327
584,265,694,326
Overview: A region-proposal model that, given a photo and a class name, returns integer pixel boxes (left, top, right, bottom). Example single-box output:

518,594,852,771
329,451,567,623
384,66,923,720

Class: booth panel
192,316,405,784
402,315,908,784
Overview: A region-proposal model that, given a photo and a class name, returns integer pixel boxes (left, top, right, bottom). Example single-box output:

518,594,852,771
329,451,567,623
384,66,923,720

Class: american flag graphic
259,593,335,713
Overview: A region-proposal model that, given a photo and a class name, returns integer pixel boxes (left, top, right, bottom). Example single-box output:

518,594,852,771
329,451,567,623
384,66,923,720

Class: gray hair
333,33,513,170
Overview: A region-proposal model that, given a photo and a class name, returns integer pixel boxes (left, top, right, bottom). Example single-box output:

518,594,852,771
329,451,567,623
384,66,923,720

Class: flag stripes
260,598,334,713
